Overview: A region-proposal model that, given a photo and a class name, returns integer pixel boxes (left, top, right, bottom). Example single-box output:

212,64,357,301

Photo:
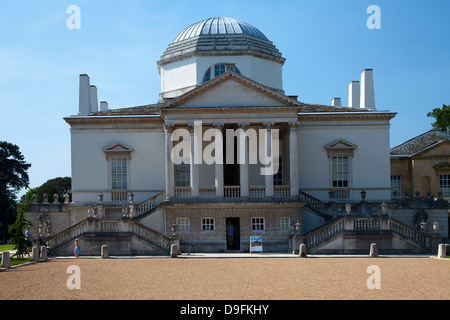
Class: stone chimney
331,98,341,107
89,85,98,113
360,69,376,110
100,101,109,111
348,81,360,108
78,74,90,115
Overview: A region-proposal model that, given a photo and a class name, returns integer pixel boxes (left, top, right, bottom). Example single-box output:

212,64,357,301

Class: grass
0,244,15,251
1,244,33,267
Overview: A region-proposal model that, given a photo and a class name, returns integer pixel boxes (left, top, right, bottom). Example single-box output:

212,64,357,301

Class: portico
163,119,300,202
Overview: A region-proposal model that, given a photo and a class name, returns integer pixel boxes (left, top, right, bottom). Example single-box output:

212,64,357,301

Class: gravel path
0,257,449,300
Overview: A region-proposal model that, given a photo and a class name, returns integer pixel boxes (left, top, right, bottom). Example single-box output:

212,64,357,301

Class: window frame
176,218,190,232
390,175,402,198
251,217,265,231
201,218,215,232
439,174,450,198
276,217,290,231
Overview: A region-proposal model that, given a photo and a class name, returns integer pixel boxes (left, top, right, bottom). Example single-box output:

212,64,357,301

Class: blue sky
0,0,449,193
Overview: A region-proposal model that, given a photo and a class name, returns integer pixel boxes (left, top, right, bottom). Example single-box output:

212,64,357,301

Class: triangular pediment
103,143,134,153
162,71,300,109
433,162,450,170
324,139,358,157
324,139,358,150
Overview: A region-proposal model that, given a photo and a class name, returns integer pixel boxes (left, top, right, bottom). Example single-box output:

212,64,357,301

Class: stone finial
64,194,70,204
32,194,37,204
53,193,59,204
42,194,48,204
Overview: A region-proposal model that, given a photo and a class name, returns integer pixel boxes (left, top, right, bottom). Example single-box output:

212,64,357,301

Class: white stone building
25,17,447,255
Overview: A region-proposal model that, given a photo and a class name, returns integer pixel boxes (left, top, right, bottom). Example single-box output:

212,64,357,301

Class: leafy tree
427,104,450,134
10,203,32,260
0,141,31,243
27,177,71,203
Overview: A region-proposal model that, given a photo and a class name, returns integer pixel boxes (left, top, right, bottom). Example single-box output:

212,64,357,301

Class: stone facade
163,201,302,253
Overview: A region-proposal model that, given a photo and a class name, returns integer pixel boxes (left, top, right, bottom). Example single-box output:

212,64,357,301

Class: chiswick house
25,17,448,255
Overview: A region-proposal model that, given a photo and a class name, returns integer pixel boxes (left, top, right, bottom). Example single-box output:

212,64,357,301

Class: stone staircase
47,214,178,256
303,215,441,254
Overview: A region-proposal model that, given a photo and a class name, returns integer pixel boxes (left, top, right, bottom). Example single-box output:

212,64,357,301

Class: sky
0,0,449,195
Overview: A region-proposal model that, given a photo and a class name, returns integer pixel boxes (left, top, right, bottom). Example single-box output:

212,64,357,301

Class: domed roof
173,17,269,43
158,17,285,68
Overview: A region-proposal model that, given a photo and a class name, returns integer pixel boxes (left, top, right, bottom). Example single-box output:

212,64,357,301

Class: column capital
238,121,250,130
163,122,175,134
288,121,299,133
263,121,275,130
213,122,225,130
188,121,203,134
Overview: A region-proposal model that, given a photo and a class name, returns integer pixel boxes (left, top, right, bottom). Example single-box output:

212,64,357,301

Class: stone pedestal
291,235,304,254
298,244,307,258
170,244,178,258
32,246,40,261
437,244,447,259
101,245,109,259
1,251,11,269
40,246,48,261
369,243,378,257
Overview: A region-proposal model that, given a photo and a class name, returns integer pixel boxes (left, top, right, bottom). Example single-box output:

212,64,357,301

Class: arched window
202,63,241,83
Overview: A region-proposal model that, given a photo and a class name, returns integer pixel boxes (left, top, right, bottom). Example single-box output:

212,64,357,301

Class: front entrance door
226,218,240,250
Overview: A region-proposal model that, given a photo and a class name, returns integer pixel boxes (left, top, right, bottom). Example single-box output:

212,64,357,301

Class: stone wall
163,201,303,253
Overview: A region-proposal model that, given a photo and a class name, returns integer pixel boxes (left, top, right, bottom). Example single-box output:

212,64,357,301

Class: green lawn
0,244,15,251
1,245,33,267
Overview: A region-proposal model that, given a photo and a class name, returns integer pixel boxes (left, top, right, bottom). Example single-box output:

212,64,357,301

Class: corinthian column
238,122,249,199
289,121,299,199
214,122,224,199
164,123,175,200
189,122,201,199
264,122,275,199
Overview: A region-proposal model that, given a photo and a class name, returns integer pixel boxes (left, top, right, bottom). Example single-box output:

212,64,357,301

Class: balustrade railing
274,185,290,199
249,186,265,199
175,186,191,199
224,186,240,199
47,218,175,252
304,218,344,249
299,191,331,219
200,186,216,199
111,190,128,202
135,192,165,217
304,216,434,250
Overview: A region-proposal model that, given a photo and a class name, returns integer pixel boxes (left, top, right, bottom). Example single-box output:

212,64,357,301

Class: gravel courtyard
0,257,448,300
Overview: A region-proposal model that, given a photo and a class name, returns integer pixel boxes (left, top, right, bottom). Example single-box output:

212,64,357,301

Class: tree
10,203,32,260
427,104,450,134
26,177,71,204
0,141,31,243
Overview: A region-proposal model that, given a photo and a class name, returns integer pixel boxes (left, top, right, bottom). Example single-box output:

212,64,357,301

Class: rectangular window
440,174,450,197
112,158,127,190
176,218,190,232
175,163,190,187
390,175,402,198
274,157,283,186
251,217,265,231
276,217,290,231
201,218,215,231
332,156,349,188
